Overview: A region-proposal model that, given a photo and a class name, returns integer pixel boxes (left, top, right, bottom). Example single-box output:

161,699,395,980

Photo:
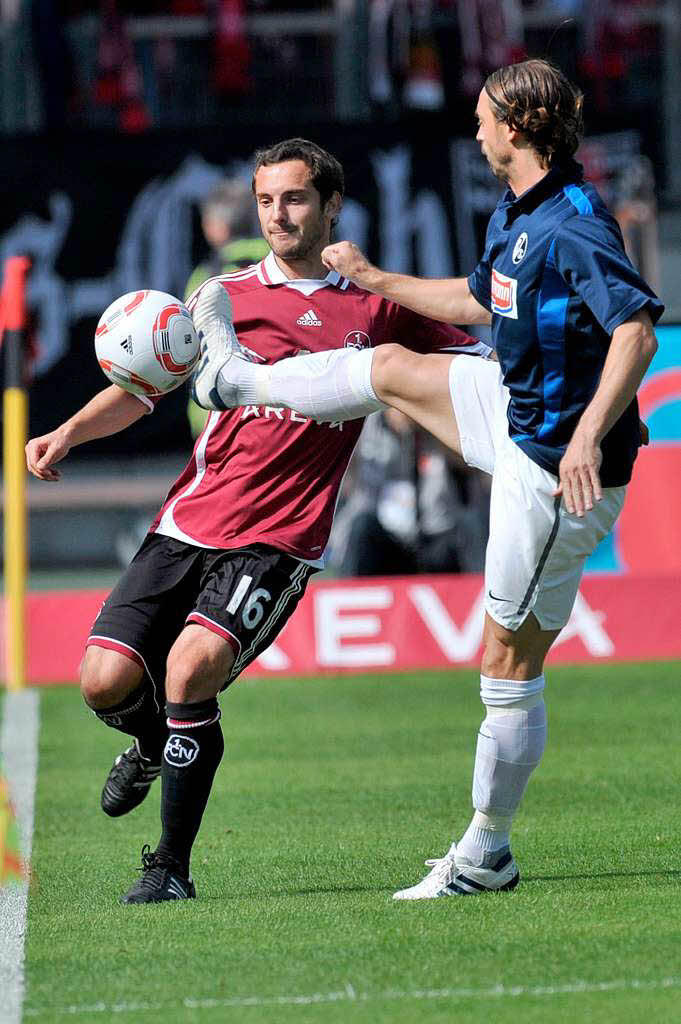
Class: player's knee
482,611,556,679
371,343,411,402
164,649,199,702
481,630,536,680
165,637,234,703
79,645,143,709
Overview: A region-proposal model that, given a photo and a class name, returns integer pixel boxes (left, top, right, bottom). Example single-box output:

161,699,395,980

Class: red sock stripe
166,714,219,730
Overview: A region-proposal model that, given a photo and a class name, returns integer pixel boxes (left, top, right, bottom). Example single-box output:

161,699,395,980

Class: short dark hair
484,60,584,168
251,138,345,207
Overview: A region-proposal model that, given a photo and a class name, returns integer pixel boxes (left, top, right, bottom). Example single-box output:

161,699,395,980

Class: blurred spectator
185,177,269,437
30,0,76,129
185,177,268,297
613,155,660,295
454,0,525,98
369,0,524,115
328,408,490,577
93,0,151,133
580,0,659,116
213,0,251,98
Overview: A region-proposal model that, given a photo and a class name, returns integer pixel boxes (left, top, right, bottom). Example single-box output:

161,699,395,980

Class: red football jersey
150,252,489,563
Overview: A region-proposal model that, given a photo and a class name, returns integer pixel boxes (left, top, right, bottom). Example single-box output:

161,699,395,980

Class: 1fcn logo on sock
164,735,199,767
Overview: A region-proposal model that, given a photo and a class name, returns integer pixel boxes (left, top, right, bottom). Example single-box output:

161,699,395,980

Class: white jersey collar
260,250,346,295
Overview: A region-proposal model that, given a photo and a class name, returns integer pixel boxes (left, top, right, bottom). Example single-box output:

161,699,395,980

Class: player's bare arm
321,241,491,326
26,385,148,482
555,308,658,516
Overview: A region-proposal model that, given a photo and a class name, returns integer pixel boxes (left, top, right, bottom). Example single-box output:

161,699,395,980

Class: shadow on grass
525,869,681,882
201,884,394,901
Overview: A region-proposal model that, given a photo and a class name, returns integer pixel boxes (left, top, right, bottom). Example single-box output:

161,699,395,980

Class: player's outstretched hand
25,430,71,482
321,241,375,285
554,429,603,517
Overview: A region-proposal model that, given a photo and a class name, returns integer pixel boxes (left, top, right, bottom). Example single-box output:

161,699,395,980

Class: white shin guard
472,675,547,818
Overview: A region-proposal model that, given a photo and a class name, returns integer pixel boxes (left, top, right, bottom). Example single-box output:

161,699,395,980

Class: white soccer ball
95,290,200,397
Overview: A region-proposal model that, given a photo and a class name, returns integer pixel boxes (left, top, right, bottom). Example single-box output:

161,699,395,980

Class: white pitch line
22,976,681,1017
0,689,40,1024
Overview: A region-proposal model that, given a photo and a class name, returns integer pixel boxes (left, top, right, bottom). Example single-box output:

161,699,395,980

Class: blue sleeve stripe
535,239,569,441
563,183,594,216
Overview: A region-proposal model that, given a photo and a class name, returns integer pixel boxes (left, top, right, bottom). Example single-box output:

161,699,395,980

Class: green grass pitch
17,662,681,1023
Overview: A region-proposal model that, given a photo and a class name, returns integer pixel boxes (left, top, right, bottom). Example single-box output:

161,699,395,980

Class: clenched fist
321,242,376,286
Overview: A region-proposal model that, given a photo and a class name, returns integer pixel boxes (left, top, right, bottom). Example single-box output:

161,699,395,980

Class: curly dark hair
484,60,584,169
251,138,345,207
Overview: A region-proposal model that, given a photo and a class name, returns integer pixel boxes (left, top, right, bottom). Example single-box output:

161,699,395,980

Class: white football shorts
449,356,626,631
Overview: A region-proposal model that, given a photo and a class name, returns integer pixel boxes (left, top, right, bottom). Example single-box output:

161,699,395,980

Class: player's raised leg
191,293,386,422
191,286,463,450
369,345,463,456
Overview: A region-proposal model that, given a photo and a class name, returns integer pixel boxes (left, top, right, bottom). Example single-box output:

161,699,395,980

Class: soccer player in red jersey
25,138,490,904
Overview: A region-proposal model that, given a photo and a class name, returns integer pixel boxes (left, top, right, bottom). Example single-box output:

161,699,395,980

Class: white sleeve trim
134,393,155,413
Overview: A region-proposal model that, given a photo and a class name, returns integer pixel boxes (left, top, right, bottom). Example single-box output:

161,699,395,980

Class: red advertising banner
5,573,680,686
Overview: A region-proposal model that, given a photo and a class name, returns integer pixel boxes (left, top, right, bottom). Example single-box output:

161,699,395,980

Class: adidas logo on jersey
296,309,322,327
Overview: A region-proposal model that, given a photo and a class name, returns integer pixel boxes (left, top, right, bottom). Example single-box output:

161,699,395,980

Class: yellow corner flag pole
2,255,31,692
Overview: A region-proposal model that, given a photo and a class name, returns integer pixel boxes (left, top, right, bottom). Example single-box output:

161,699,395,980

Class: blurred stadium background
1,0,680,678
1,4,681,1021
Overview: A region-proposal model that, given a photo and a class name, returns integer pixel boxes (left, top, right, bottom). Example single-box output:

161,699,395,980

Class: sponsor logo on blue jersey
491,268,518,319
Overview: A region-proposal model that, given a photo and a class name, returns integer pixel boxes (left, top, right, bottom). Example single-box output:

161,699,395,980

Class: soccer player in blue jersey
192,60,662,898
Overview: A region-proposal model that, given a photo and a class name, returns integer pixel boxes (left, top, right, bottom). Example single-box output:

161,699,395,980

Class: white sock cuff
346,346,381,406
324,346,384,421
480,674,545,708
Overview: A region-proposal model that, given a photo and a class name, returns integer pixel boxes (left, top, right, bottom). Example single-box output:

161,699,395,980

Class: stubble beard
482,145,512,184
268,221,326,263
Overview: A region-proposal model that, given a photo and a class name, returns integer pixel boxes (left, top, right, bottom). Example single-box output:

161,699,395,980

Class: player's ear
325,191,342,221
504,119,523,146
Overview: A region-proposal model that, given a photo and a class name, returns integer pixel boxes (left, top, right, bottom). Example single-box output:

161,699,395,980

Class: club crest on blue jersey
491,269,519,319
512,232,529,265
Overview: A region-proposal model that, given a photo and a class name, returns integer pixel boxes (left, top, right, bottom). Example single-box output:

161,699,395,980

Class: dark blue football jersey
467,162,664,486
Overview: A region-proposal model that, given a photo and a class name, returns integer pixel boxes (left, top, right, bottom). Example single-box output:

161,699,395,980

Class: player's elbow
615,309,658,369
642,327,658,361
635,320,658,370
466,299,492,327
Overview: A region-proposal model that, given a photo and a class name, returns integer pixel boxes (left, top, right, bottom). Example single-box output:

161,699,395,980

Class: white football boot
392,843,519,900
191,279,250,411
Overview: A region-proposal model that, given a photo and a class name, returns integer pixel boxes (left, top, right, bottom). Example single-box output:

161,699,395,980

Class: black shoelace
135,844,184,892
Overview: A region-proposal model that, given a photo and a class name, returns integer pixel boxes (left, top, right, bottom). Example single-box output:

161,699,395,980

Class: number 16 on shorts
226,574,272,629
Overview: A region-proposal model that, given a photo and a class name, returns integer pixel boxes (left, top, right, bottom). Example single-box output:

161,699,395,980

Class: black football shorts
87,532,316,691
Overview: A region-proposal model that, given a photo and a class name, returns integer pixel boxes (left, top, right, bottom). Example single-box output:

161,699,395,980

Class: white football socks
217,347,385,421
457,674,547,866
